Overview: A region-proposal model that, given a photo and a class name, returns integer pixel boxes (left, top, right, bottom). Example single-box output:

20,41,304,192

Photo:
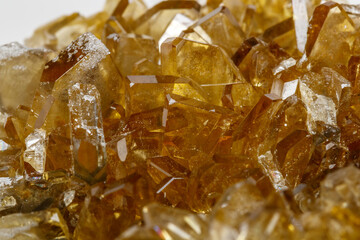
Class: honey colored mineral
0,43,50,122
25,32,123,179
0,208,70,239
2,0,360,239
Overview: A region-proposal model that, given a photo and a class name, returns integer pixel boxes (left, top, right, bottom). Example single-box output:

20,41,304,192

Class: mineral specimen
1,0,360,239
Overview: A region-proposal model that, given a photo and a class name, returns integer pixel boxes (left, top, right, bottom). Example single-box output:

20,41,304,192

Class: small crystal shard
292,0,309,53
23,128,47,173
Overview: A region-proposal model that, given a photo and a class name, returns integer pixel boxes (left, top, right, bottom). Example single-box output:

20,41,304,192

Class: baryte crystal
25,33,123,178
112,0,147,31
187,155,261,213
0,208,70,239
232,94,311,189
131,1,201,42
0,43,50,122
305,2,356,72
216,0,293,35
320,165,360,212
162,37,242,84
348,55,360,94
25,12,109,51
209,179,265,239
0,170,74,215
161,37,249,106
106,33,159,77
221,82,261,116
69,83,107,184
181,5,245,56
262,18,298,56
237,39,287,94
27,32,123,134
125,75,206,115
73,182,135,240
142,203,207,239
131,58,162,75
299,67,351,134
23,128,47,174
292,0,309,53
116,226,161,240
3,0,360,239
25,13,83,50
301,211,360,240
158,13,194,49
164,94,236,163
104,0,122,16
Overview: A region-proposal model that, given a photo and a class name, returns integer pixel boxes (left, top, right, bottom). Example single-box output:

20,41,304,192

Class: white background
0,0,106,45
0,0,359,46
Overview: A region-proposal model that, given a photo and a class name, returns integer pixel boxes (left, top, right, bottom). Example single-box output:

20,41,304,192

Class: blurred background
1,0,359,46
0,0,106,45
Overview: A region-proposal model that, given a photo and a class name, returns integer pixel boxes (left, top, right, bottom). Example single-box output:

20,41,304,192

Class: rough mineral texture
1,0,360,239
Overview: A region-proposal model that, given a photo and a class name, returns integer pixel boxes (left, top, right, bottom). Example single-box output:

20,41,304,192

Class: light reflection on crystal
1,0,360,239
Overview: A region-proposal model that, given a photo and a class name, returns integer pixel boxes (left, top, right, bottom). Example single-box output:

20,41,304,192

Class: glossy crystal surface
1,0,360,239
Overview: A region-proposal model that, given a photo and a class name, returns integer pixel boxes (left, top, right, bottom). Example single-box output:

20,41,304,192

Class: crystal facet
1,0,360,239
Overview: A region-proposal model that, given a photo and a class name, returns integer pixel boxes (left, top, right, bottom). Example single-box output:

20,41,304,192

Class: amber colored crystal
23,128,47,174
73,182,135,240
161,37,251,107
3,0,360,239
0,208,70,239
131,1,201,42
0,43,50,122
25,12,109,51
106,33,159,77
69,83,107,183
348,55,360,94
24,33,124,180
305,2,356,72
298,67,350,134
209,179,265,239
180,5,245,56
142,202,208,239
125,75,206,115
237,40,287,94
26,32,123,134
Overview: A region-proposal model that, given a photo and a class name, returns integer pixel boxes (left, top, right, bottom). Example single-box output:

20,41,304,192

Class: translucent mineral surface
1,0,360,239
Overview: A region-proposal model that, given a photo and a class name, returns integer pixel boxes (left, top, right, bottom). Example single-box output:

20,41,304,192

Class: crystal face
1,0,360,239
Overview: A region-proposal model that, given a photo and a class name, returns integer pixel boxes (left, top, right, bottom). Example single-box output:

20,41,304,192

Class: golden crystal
1,0,360,239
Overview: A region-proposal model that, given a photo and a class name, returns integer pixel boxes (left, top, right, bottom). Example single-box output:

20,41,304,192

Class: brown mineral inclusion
1,0,360,239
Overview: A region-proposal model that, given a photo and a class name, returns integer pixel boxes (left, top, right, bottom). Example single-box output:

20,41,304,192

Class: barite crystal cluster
1,0,360,239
